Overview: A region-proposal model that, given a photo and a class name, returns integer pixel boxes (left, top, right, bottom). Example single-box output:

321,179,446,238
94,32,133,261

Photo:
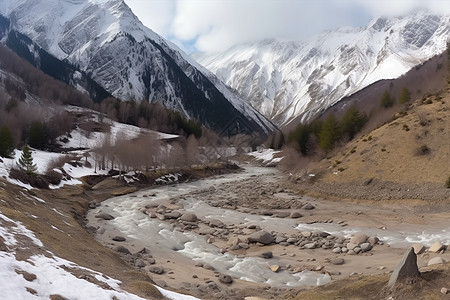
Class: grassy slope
310,93,450,187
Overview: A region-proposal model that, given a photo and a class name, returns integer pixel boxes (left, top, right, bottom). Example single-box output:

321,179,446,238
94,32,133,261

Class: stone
287,237,297,244
95,213,115,220
199,227,216,235
247,231,274,245
261,251,273,259
238,243,249,249
274,212,290,218
275,236,287,243
332,247,342,253
330,258,345,265
149,266,165,274
388,247,420,288
303,203,315,210
368,236,379,245
179,212,198,222
301,231,312,238
164,211,182,219
441,287,448,295
227,237,241,247
349,234,368,245
218,274,233,284
428,241,444,253
115,246,131,255
341,247,348,253
353,247,362,254
330,271,341,275
346,243,358,250
112,236,126,242
289,211,303,218
427,257,445,266
360,243,373,252
318,231,330,238
304,242,317,249
412,243,425,255
270,265,280,272
209,219,225,228
135,259,145,268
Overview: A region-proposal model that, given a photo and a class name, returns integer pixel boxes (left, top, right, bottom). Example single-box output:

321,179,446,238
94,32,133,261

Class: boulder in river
349,234,368,245
247,231,274,245
95,213,115,220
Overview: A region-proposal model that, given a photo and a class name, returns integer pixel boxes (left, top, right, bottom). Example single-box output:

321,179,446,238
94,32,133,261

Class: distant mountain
193,10,450,126
0,0,275,136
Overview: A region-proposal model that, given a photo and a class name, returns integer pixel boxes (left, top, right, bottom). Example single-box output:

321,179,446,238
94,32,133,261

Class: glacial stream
87,166,450,288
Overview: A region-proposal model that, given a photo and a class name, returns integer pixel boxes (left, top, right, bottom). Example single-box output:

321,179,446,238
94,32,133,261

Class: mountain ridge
193,10,450,126
0,0,276,136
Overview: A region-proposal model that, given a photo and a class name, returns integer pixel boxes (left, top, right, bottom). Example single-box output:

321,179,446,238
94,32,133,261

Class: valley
0,0,449,299
86,164,449,299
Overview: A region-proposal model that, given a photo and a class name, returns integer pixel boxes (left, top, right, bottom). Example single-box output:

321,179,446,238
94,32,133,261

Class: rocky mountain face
193,11,450,126
0,0,275,136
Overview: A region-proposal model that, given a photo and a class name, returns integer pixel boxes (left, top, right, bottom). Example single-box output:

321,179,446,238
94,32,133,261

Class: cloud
124,0,450,53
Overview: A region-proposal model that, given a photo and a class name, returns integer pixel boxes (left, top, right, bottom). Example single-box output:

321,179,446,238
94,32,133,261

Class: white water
89,166,449,288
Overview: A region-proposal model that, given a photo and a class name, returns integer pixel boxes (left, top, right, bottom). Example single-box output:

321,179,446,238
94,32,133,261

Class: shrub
416,144,430,155
9,168,49,189
128,281,163,299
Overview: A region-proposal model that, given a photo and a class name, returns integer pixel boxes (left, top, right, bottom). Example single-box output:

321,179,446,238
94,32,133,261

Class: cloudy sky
123,0,450,54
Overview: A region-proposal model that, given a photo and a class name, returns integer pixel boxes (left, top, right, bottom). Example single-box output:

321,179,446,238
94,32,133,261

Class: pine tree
0,125,15,158
398,87,411,104
17,145,37,175
340,105,368,140
380,91,394,108
318,114,340,152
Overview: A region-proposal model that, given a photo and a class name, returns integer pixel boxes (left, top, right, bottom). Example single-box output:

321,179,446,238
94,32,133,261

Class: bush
9,168,49,189
42,170,63,185
416,144,430,156
128,281,163,299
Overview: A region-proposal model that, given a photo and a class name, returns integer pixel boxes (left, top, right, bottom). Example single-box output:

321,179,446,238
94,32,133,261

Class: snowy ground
247,148,282,166
0,211,199,300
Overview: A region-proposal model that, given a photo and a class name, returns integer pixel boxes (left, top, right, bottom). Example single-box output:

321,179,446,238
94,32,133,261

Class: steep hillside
293,92,450,201
193,10,450,126
0,0,275,136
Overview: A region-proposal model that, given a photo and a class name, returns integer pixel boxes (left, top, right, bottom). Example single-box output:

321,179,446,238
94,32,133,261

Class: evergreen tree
398,87,411,104
0,125,15,158
380,91,394,108
340,105,368,140
29,121,47,150
17,145,37,175
318,114,340,152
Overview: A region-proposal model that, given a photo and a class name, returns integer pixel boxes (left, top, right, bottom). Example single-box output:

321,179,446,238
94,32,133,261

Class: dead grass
310,95,450,186
128,281,164,299
293,263,450,300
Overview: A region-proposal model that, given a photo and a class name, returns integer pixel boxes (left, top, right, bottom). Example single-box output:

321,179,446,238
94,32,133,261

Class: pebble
330,258,345,265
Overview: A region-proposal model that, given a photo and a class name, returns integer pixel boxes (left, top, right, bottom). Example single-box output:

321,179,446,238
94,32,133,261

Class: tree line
287,104,368,155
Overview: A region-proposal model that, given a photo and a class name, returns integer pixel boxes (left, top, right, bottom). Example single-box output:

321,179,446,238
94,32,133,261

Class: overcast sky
123,0,450,54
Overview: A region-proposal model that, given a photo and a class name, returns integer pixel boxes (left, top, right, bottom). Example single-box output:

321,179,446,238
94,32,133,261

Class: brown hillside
293,92,450,201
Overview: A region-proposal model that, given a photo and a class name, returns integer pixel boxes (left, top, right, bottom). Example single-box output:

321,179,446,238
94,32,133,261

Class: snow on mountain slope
0,0,276,136
193,11,450,126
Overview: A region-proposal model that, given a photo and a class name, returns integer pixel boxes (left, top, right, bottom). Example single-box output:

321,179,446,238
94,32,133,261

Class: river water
87,166,450,288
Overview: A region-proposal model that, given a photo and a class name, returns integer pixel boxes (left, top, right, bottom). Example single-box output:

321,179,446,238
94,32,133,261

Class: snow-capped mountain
0,0,276,136
193,11,450,126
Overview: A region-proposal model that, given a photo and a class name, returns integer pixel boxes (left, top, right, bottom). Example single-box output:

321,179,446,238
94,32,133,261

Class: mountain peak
194,11,450,126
